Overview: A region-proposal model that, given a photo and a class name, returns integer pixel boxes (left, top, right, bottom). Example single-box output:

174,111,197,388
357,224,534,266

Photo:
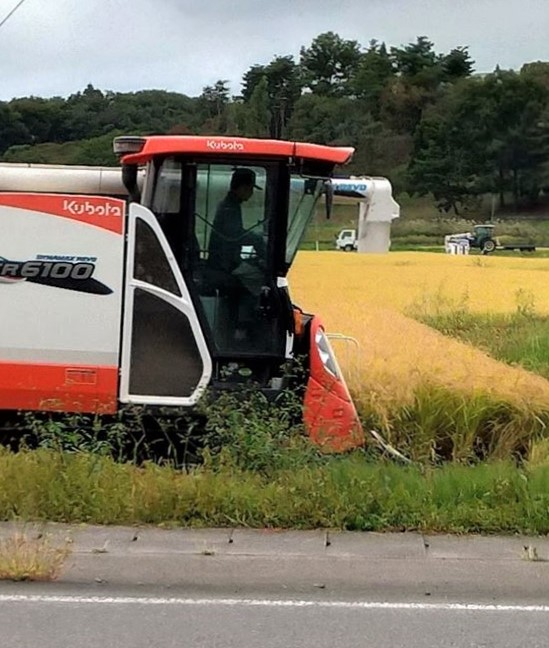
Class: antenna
0,0,27,31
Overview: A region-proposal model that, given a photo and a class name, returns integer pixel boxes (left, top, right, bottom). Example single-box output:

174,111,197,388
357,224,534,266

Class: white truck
335,229,358,251
331,177,400,253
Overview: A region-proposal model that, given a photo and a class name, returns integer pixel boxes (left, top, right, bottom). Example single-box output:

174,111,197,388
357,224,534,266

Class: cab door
119,203,212,406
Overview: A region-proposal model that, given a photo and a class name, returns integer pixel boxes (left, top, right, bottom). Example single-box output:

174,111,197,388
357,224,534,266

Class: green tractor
470,224,498,254
446,224,536,255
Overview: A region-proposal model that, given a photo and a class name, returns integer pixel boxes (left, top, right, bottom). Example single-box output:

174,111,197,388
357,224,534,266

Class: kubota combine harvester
0,135,364,452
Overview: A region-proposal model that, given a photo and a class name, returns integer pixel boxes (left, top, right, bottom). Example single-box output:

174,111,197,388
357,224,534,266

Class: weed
0,530,71,581
198,386,322,474
473,257,488,267
360,383,547,464
515,288,536,319
23,413,128,458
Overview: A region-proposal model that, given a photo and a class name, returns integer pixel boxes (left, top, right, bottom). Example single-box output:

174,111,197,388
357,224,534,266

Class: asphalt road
2,525,549,646
2,585,549,648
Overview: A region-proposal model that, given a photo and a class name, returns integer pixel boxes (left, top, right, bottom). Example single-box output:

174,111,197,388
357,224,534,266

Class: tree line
2,32,549,214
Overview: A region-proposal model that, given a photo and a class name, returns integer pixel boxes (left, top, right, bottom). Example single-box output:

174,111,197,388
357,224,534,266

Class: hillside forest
2,32,549,217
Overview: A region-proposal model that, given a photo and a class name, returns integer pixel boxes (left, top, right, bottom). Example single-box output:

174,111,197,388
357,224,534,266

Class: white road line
0,595,549,612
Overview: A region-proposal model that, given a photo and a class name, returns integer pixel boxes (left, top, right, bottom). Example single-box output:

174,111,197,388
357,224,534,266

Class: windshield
194,164,268,267
286,176,324,265
149,158,286,359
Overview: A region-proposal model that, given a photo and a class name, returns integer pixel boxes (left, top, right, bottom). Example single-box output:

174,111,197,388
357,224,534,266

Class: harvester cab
0,135,364,452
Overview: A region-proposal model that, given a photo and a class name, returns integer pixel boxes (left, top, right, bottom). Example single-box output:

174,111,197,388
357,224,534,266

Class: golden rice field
290,252,549,414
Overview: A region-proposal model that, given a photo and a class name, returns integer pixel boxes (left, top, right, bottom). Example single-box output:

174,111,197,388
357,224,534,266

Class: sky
0,0,548,101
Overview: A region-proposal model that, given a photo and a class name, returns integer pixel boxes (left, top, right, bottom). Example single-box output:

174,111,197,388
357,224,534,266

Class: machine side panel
0,193,125,414
0,363,119,413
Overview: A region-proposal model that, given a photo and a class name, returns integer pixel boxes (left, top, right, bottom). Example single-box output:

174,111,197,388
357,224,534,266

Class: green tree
408,103,483,214
351,41,394,118
390,36,439,81
241,76,271,137
242,65,266,101
9,97,66,143
241,56,302,138
287,94,371,145
197,80,230,133
408,72,549,212
0,102,31,154
2,131,123,166
264,56,302,138
109,89,198,133
199,80,230,119
299,31,361,97
354,129,413,183
62,84,109,140
378,38,442,135
381,39,473,135
380,79,434,134
480,71,549,207
441,47,475,81
521,61,549,90
71,131,123,165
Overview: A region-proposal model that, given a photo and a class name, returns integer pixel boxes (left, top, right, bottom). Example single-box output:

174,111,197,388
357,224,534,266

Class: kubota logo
206,140,244,151
62,200,123,217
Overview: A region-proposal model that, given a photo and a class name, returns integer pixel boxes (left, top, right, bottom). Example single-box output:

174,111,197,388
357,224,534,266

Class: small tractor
468,224,498,253
445,223,536,255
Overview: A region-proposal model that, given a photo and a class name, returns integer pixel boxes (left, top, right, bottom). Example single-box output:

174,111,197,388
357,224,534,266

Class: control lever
259,286,273,317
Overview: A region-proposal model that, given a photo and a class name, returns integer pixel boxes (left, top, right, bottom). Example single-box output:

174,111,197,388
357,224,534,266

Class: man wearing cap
208,167,266,274
207,168,268,347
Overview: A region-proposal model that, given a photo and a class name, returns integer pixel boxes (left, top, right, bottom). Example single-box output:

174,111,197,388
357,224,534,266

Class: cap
230,168,262,191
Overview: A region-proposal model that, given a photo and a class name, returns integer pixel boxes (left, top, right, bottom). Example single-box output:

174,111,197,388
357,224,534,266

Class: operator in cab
207,167,269,346
207,167,266,274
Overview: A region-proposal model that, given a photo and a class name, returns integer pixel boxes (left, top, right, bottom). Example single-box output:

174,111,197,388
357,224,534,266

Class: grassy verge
2,448,549,534
6,360,549,534
409,296,549,380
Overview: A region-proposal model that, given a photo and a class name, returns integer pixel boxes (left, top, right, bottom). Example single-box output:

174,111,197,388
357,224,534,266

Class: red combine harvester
0,135,364,452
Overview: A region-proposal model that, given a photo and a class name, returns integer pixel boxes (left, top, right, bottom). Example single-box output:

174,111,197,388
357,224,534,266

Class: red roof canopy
120,135,354,166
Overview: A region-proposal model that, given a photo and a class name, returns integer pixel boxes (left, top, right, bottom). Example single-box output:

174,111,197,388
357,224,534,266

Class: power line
0,0,27,31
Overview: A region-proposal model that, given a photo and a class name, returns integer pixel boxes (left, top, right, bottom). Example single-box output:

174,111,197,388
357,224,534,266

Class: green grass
3,448,549,534
5,345,549,532
410,305,549,380
6,375,549,532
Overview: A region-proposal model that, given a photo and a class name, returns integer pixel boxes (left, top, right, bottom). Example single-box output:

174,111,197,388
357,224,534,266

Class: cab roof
117,135,354,166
